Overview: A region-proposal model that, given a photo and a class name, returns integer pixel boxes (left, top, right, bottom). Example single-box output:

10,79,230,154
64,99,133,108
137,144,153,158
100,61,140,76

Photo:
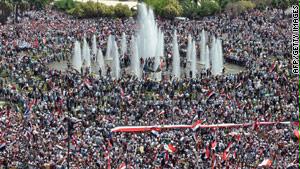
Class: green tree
0,0,13,23
181,0,199,18
198,0,221,16
225,0,255,15
114,3,132,18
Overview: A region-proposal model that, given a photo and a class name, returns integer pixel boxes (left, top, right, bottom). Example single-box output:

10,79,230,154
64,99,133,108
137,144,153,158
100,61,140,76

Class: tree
0,0,13,23
225,1,255,15
114,3,132,18
161,2,182,18
181,0,199,18
198,0,221,16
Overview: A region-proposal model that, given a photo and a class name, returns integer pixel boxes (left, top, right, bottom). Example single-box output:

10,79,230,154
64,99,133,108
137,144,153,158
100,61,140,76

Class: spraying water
106,35,113,59
137,3,159,58
97,47,105,76
205,45,210,69
153,29,164,81
72,41,82,72
130,36,141,79
121,32,127,57
186,34,192,61
172,30,181,79
112,40,120,79
200,30,206,64
211,37,224,75
92,34,97,58
82,38,91,69
191,40,197,78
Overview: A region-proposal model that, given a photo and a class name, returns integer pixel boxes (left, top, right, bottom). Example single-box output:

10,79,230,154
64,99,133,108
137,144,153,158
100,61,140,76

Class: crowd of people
0,6,298,169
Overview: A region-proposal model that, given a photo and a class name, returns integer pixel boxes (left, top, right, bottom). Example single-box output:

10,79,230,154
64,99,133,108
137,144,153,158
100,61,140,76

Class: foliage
225,0,255,15
0,1,13,23
54,0,76,11
144,0,182,18
198,0,221,16
27,0,52,10
181,0,199,18
251,0,272,10
114,3,133,17
271,0,290,9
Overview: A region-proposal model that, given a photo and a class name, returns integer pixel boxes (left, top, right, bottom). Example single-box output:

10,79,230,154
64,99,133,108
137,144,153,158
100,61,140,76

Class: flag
151,130,160,137
205,144,210,159
120,87,125,98
24,100,35,118
235,81,242,89
84,79,92,90
164,144,176,153
104,150,111,169
269,61,277,73
33,37,39,48
293,130,299,139
258,159,272,167
222,142,232,161
118,162,126,169
211,140,217,150
191,120,202,131
159,110,165,115
0,142,6,151
206,90,215,100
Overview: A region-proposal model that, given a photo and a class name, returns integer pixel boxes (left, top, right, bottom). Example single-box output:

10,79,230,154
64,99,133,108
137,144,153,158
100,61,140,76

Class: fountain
191,40,197,78
211,37,223,75
153,29,164,81
72,41,82,72
106,35,113,59
97,47,105,76
172,30,181,79
82,38,91,70
137,3,159,58
205,45,210,69
186,34,192,61
121,32,127,57
130,36,141,79
200,30,206,64
92,34,97,58
112,40,120,79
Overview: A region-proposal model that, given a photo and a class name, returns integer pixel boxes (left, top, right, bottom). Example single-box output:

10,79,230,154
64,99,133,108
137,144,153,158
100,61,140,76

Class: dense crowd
0,7,298,169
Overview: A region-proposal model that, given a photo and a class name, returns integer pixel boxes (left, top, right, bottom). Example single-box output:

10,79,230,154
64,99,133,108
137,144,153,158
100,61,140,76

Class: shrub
162,3,182,19
225,0,256,15
54,0,76,11
181,0,199,18
67,4,84,18
114,3,133,18
198,0,221,16
251,0,272,10
271,0,290,9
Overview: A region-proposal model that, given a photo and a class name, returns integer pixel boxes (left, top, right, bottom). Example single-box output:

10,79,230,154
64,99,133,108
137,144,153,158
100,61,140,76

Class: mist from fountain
205,45,210,69
211,37,224,75
130,36,141,79
200,30,206,64
121,32,127,57
72,41,82,72
92,34,97,57
137,3,159,58
172,30,181,79
186,34,192,61
106,35,113,59
153,29,164,81
82,38,91,69
191,40,197,78
112,40,120,79
97,47,105,76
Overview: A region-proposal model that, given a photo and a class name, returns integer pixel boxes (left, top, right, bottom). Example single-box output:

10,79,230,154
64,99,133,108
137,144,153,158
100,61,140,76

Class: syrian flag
205,144,210,159
206,90,215,101
293,129,299,139
33,37,39,48
235,81,242,89
120,87,125,98
151,130,160,137
104,150,111,169
269,61,277,73
222,142,232,161
84,79,92,90
118,162,126,169
0,142,6,152
191,120,202,131
211,140,217,150
159,110,166,115
258,159,272,167
164,144,176,153
24,100,35,118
